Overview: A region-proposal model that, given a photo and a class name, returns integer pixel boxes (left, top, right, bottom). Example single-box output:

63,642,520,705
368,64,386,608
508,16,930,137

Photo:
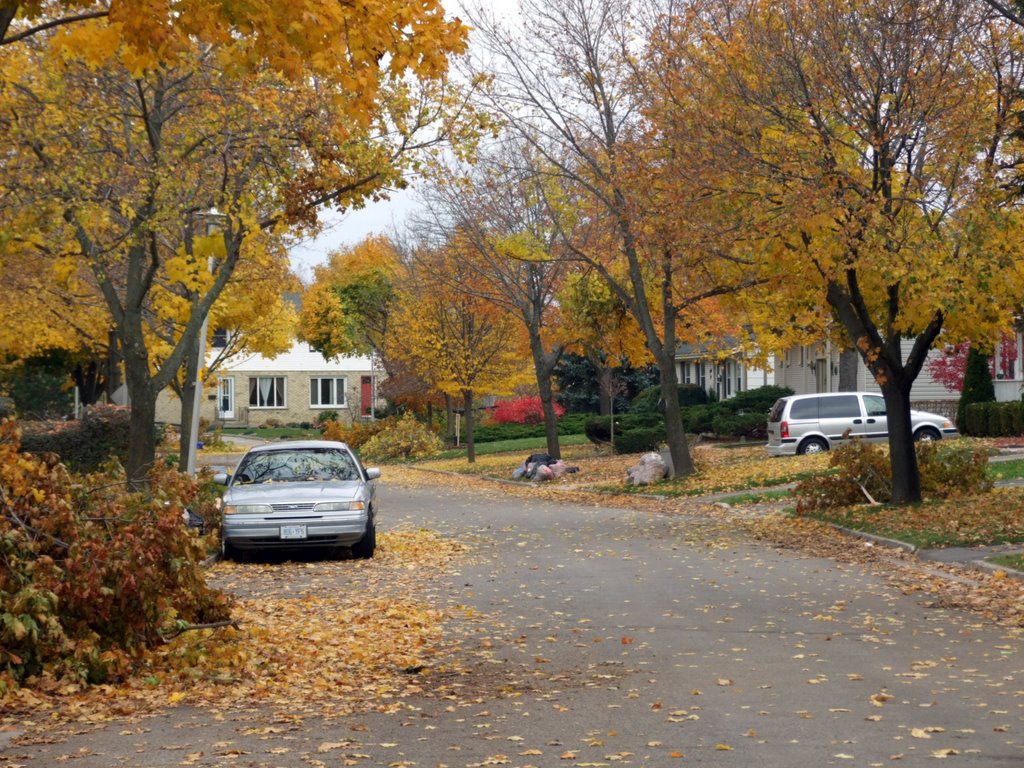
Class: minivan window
768,399,787,421
789,399,818,420
863,395,886,417
819,395,860,418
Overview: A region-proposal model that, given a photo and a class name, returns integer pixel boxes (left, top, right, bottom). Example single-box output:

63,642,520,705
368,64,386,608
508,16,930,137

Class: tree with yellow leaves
468,0,762,477
418,141,570,458
299,235,402,363
387,245,530,462
0,6,471,483
664,0,1024,502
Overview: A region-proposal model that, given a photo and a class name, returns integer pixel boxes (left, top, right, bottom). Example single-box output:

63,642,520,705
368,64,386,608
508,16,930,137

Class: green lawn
987,553,1024,572
799,487,1024,549
988,458,1024,481
221,426,323,440
433,433,591,460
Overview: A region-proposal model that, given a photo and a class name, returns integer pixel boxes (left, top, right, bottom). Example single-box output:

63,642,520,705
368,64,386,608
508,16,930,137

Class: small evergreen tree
957,346,996,432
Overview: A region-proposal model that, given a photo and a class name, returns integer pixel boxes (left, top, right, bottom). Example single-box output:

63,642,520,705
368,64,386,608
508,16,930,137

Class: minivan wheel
914,426,941,442
798,437,829,455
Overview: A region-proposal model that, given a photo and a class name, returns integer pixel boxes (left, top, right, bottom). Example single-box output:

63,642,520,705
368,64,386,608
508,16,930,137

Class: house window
211,328,228,348
682,361,692,384
249,376,285,408
310,377,347,408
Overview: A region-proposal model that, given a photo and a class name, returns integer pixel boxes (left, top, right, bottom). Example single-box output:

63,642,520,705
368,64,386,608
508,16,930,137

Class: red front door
361,376,373,416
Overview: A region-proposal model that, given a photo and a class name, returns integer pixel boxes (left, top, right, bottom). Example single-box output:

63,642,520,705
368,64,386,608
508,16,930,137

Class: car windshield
233,448,359,484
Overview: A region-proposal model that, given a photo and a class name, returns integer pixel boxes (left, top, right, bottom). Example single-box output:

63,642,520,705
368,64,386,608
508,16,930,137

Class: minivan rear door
856,394,888,442
818,394,863,446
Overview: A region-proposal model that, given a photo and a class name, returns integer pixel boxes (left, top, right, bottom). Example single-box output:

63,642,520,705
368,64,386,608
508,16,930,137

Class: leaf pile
416,444,828,496
798,487,1024,549
1,527,473,730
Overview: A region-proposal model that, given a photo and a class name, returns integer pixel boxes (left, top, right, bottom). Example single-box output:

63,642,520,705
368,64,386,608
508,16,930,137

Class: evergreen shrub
630,384,708,413
18,405,145,473
957,347,996,432
612,427,664,454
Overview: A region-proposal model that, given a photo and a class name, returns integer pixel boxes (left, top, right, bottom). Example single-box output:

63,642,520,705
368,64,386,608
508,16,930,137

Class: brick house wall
155,343,383,428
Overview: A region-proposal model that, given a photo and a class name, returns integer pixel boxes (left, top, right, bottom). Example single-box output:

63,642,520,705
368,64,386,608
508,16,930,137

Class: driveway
2,477,1023,766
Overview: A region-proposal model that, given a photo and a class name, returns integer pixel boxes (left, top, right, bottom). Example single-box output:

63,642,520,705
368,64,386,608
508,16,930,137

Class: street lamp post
183,210,224,476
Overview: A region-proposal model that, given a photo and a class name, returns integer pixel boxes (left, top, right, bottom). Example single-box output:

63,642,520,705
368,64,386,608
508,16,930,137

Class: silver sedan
215,441,380,560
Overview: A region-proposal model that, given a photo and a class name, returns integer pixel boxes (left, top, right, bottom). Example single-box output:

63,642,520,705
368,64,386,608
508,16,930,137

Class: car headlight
314,501,365,512
222,503,273,516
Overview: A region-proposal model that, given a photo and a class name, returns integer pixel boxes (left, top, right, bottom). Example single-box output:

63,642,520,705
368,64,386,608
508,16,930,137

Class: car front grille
271,502,316,512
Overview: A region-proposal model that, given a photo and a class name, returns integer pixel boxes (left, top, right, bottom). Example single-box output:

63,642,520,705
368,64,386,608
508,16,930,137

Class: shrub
916,441,993,498
491,396,566,425
794,438,994,513
613,427,665,454
681,402,729,434
18,404,140,473
957,347,996,432
963,402,1024,437
359,414,443,462
726,385,795,415
630,384,708,413
314,410,339,428
711,411,768,440
321,418,388,449
584,416,612,444
0,419,230,690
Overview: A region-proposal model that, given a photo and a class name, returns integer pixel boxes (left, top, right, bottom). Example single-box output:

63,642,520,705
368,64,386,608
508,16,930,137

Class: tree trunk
463,389,476,463
123,347,158,487
882,382,920,504
838,349,858,391
529,335,563,460
596,364,613,416
105,331,123,400
656,354,693,478
72,360,105,406
445,393,455,447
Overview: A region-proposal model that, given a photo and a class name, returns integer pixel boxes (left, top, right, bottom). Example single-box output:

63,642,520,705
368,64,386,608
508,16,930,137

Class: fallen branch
160,619,240,642
857,481,882,506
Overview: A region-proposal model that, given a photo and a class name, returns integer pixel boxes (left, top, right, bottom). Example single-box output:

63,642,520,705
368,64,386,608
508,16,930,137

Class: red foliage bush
0,419,231,691
491,396,565,425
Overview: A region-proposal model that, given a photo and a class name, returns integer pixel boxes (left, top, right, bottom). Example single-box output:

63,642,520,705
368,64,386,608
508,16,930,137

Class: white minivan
765,392,958,456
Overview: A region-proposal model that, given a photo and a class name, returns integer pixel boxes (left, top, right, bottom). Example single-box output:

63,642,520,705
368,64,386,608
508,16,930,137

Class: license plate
280,525,307,540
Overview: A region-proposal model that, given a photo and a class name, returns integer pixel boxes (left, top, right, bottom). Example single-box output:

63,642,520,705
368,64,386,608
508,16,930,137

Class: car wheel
222,539,242,562
914,426,941,442
351,517,376,560
797,437,829,455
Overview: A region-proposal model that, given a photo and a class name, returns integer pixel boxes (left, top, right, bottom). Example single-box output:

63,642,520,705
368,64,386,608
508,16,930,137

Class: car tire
351,516,376,560
797,437,829,455
222,539,242,562
914,426,941,442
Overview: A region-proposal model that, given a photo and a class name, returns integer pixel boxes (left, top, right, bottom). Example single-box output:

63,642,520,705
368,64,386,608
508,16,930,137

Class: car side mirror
365,467,381,480
212,472,229,485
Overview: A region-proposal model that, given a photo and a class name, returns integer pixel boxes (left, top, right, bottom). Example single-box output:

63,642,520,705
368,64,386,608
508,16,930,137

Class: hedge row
470,413,591,443
962,401,1024,437
584,385,795,453
18,405,163,473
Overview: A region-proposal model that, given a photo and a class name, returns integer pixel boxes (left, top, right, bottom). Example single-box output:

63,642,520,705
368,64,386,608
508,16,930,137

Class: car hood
910,409,949,421
224,481,365,505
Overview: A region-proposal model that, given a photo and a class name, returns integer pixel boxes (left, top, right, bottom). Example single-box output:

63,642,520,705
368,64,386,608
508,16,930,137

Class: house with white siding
773,331,1024,420
675,341,775,400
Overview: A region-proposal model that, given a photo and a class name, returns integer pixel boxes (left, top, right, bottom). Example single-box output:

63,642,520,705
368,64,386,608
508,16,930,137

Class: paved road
3,481,1023,767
